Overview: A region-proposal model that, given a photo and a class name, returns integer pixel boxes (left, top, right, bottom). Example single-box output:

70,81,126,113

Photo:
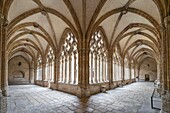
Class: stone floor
7,82,160,113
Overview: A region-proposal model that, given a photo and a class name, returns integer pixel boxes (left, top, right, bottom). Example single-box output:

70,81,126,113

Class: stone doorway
145,74,150,81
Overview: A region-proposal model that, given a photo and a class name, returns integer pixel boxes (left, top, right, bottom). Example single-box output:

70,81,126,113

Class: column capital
65,56,68,61
69,54,72,60
0,14,4,24
0,14,8,27
159,23,166,31
42,62,46,67
164,16,170,28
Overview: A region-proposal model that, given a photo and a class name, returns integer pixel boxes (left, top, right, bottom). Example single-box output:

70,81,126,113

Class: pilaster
29,61,34,83
0,13,3,95
1,15,8,97
159,24,165,92
160,16,170,113
0,13,7,113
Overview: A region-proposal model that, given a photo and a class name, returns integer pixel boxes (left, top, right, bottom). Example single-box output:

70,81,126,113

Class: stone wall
110,81,122,89
139,58,157,82
57,83,80,95
8,56,30,85
35,80,44,86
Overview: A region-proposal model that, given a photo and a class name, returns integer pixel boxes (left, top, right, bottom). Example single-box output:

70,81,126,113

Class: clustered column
161,16,170,113
0,13,8,113
1,15,8,96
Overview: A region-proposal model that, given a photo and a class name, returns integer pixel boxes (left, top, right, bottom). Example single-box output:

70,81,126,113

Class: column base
161,91,170,113
2,88,9,97
76,85,90,97
0,90,7,113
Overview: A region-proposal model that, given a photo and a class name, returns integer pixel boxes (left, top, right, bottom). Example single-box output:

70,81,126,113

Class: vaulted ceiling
2,0,167,64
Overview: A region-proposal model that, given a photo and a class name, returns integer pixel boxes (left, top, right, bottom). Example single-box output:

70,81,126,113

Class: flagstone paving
7,82,160,113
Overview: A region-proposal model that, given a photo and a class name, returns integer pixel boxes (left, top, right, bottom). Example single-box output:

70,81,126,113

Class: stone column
0,13,7,113
112,59,115,81
64,55,68,83
134,61,137,81
104,57,107,82
105,58,108,81
97,54,99,83
157,61,160,81
101,57,104,82
73,53,77,84
68,54,72,83
90,53,93,84
2,51,8,96
159,25,164,90
103,57,106,81
61,57,64,82
1,16,8,96
34,61,37,83
122,60,125,82
137,66,140,80
42,60,46,86
76,27,91,96
108,52,113,83
54,57,57,83
29,62,34,83
0,9,4,98
58,58,62,82
0,14,2,94
50,61,54,83
29,63,31,83
160,16,170,113
129,63,132,80
113,62,116,80
49,61,52,81
94,52,98,83
98,56,101,83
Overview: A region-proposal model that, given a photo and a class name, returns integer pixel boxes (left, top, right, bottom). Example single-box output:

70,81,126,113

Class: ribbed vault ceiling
3,0,166,64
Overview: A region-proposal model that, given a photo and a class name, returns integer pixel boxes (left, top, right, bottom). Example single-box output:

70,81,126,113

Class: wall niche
8,56,30,85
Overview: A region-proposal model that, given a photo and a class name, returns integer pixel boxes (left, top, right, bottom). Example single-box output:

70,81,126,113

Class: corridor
7,82,160,113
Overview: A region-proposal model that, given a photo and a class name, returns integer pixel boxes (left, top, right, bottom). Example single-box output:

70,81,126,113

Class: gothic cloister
0,0,170,113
